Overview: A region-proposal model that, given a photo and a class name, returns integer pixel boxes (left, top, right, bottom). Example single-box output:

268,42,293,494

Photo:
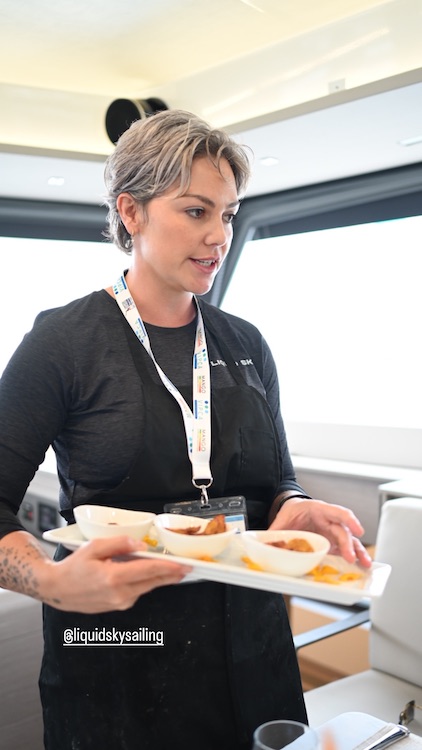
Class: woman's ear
116,193,144,236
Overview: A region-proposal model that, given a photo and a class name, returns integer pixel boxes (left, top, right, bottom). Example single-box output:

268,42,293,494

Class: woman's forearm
0,530,60,605
0,529,192,613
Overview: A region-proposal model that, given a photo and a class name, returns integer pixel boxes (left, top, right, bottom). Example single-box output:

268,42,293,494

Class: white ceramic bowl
154,513,237,559
74,505,156,540
240,530,330,577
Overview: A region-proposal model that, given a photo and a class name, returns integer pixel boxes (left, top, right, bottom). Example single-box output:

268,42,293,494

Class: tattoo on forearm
0,541,61,604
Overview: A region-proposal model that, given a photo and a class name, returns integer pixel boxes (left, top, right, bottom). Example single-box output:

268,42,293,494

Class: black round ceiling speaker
105,97,168,144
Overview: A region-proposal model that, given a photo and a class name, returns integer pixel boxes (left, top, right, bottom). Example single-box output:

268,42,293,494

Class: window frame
1,163,422,469
205,161,422,307
207,161,422,469
0,197,107,242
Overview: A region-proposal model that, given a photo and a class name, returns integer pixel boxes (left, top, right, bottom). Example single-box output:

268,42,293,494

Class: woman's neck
105,272,197,328
135,295,197,327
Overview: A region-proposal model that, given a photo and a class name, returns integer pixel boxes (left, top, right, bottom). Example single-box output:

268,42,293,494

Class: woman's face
129,155,240,297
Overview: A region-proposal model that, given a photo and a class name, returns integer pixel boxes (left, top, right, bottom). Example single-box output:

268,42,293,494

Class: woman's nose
206,217,231,247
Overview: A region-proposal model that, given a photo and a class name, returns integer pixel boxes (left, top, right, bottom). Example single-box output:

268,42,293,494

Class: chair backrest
370,497,422,686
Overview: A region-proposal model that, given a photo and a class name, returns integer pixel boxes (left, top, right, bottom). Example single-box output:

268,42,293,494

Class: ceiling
0,0,421,204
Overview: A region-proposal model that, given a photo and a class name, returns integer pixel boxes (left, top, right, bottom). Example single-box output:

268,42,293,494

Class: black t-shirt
0,291,303,536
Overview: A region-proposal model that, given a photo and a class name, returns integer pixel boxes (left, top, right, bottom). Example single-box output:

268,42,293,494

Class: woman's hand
43,535,193,613
269,497,372,568
0,531,192,614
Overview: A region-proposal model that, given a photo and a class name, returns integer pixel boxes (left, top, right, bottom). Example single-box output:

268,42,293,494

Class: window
2,166,421,472
0,234,125,472
217,165,422,470
0,236,125,377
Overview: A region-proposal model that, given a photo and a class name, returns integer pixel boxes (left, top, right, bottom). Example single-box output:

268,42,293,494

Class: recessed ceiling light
47,176,65,186
398,135,422,147
259,156,279,167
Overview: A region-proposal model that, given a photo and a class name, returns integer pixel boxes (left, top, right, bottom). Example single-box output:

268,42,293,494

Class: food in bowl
240,530,330,577
155,513,236,558
74,505,156,540
266,537,314,552
166,514,227,536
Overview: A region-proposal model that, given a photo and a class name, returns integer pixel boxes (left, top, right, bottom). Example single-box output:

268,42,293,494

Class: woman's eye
187,207,204,218
186,207,237,223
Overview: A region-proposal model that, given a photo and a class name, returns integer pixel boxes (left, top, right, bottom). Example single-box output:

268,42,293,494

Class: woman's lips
191,258,218,272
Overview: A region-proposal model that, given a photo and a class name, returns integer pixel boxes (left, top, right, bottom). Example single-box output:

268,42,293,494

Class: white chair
296,497,422,736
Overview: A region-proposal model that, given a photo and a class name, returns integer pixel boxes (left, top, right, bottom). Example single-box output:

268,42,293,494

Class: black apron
39,318,307,750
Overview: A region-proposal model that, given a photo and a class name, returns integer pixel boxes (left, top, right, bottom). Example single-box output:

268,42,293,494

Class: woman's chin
190,275,217,296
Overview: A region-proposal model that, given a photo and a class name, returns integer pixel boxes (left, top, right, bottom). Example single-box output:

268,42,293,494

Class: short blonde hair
103,110,251,253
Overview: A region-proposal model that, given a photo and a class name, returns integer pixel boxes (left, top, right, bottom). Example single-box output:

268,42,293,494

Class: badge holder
164,483,248,531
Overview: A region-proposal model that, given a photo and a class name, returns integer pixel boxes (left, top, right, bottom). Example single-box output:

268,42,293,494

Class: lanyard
112,275,213,500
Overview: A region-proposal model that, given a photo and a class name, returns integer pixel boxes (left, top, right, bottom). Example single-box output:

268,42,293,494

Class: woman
0,110,371,750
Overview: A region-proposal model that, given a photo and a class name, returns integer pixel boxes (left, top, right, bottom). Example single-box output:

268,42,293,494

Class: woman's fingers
51,535,192,613
77,534,148,559
328,530,372,567
270,498,372,568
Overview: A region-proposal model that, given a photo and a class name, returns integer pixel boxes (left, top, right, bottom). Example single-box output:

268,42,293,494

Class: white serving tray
43,524,391,606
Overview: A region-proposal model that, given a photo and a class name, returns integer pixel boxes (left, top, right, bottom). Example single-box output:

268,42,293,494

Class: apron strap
199,307,248,387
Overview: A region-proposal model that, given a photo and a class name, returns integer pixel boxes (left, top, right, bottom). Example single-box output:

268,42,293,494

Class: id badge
163,495,248,531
